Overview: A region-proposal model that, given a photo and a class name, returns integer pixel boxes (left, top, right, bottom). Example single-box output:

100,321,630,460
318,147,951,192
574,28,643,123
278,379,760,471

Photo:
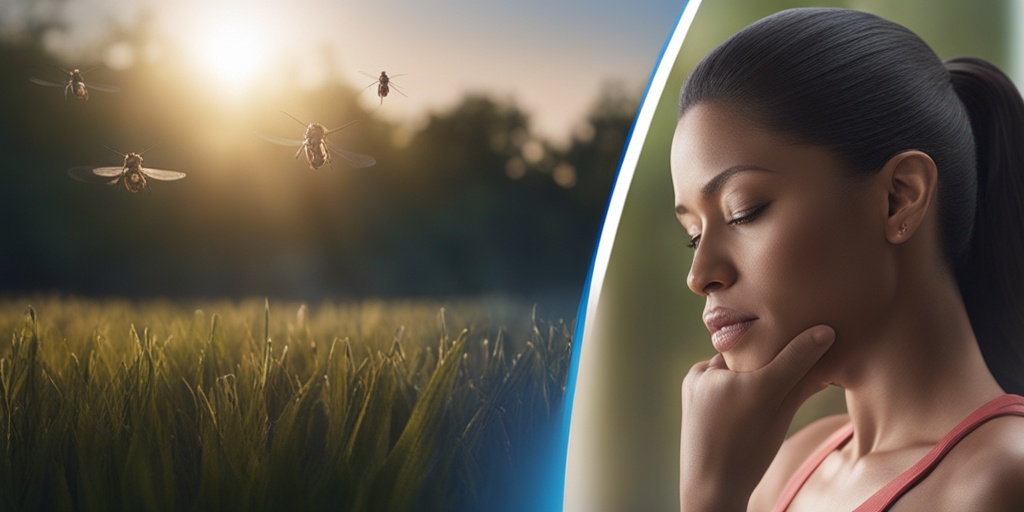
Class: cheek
732,201,892,369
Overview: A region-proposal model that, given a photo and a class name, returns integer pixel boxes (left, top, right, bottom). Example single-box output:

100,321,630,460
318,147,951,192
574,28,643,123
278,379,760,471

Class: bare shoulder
748,414,850,510
909,415,1024,511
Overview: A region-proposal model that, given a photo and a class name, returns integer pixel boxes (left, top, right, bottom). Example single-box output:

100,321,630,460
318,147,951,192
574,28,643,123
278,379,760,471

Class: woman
674,8,1024,511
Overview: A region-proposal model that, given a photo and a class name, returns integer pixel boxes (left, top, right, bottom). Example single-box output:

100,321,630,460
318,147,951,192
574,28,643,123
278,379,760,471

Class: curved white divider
561,2,704,510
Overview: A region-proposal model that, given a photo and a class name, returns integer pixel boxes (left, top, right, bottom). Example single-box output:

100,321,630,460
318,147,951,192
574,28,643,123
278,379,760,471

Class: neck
828,266,1004,457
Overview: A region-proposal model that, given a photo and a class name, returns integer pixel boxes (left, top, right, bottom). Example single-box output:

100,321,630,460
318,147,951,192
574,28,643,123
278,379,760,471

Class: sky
0,0,686,143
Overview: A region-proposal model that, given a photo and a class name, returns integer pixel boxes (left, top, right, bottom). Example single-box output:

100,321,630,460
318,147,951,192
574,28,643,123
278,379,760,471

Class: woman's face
671,103,897,373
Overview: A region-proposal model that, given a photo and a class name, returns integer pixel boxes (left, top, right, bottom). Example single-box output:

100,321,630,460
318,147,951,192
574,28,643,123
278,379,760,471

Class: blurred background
0,0,687,313
572,0,1019,510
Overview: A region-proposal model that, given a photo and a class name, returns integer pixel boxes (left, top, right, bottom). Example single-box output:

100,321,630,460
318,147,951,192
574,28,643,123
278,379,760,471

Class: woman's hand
680,325,835,512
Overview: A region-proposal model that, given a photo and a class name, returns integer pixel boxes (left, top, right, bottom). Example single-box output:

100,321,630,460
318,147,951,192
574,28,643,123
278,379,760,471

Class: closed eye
729,203,769,225
686,203,769,250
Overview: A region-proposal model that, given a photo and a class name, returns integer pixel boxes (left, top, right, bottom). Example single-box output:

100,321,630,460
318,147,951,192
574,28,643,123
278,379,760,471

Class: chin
721,327,784,372
722,348,774,373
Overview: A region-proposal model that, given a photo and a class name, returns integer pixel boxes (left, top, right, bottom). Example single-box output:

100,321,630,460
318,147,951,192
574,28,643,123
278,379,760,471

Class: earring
897,223,907,236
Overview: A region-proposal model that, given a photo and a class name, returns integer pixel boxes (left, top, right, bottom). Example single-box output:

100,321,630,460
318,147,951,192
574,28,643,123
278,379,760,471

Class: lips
703,307,758,353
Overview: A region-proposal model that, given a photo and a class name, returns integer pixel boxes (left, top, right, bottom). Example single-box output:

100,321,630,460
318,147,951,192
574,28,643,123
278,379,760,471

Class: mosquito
68,146,186,193
254,111,376,170
30,66,120,100
361,71,406,105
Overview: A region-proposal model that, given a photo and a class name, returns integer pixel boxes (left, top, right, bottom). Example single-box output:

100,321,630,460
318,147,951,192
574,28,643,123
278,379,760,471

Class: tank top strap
770,421,855,512
853,393,1024,511
772,394,1024,512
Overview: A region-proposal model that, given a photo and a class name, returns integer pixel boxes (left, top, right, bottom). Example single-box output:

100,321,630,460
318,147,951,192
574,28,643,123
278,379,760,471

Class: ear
883,150,938,244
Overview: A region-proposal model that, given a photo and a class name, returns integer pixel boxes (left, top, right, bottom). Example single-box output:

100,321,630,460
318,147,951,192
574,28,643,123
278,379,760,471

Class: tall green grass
0,297,572,511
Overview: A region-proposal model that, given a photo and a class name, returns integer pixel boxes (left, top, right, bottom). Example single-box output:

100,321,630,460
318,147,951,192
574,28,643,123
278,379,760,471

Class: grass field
0,296,573,512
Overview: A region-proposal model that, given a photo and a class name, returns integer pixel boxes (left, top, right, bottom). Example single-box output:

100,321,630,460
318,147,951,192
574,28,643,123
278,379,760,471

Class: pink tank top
771,394,1024,511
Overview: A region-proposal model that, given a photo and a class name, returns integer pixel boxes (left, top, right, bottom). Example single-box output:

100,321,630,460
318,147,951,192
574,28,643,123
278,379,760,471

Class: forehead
670,103,843,205
673,104,778,187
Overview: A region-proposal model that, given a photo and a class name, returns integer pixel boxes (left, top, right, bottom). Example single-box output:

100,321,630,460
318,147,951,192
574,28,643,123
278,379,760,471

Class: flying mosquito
68,146,186,193
29,66,120,100
360,71,406,105
254,111,376,170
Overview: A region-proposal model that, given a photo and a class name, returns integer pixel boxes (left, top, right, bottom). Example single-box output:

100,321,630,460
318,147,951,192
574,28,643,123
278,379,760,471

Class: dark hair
678,8,1024,394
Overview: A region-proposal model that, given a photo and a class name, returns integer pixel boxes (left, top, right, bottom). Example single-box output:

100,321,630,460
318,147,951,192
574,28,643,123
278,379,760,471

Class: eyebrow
675,164,776,215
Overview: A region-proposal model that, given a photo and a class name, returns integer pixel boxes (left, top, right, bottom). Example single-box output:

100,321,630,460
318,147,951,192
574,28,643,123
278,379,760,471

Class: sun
202,26,263,88
180,8,274,100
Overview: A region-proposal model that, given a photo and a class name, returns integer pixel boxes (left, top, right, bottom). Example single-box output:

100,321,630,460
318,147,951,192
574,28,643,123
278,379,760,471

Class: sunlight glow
180,7,275,100
203,27,261,86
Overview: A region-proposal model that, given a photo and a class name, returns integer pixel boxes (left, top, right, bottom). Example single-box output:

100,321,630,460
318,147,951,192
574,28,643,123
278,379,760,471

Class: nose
686,232,737,296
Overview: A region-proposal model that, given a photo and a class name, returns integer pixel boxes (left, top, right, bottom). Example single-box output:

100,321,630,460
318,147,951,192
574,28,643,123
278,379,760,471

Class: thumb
760,325,834,389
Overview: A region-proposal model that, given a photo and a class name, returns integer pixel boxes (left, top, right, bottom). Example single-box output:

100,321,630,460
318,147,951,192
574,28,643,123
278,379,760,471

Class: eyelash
686,203,770,250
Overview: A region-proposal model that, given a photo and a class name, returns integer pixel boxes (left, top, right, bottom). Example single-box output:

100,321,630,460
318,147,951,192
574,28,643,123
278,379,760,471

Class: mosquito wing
325,140,376,168
68,166,123,184
389,82,408,97
141,167,187,181
85,82,120,93
29,78,66,88
254,131,303,147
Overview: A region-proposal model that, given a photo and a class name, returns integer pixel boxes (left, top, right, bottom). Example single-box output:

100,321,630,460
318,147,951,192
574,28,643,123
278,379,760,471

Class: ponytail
948,57,1024,395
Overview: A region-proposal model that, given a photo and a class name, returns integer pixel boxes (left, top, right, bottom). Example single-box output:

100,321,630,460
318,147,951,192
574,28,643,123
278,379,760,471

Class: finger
683,353,728,392
761,325,834,389
686,351,728,375
683,359,711,391
706,352,728,370
688,359,711,374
